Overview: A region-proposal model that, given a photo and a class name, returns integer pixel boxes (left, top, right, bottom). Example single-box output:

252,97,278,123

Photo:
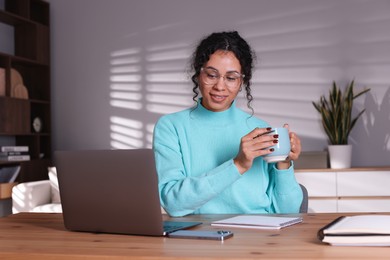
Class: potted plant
312,80,370,169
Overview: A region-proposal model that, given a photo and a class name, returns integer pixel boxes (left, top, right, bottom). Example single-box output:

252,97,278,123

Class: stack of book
0,146,30,161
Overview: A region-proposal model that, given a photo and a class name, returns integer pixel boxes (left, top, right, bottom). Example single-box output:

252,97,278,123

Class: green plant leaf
312,80,370,145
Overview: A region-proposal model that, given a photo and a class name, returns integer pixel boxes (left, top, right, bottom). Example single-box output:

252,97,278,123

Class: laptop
54,149,201,236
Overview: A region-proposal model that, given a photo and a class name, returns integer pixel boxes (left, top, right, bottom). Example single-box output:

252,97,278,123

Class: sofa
12,167,62,213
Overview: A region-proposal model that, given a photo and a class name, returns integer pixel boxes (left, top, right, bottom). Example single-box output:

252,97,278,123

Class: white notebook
318,215,390,246
211,215,303,230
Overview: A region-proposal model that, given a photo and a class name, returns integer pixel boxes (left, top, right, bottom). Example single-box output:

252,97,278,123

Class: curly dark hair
190,31,256,112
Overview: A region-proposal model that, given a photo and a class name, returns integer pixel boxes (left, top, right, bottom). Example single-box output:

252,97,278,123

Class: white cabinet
295,171,337,213
295,168,390,213
337,171,390,196
308,199,338,213
296,171,337,197
338,199,390,213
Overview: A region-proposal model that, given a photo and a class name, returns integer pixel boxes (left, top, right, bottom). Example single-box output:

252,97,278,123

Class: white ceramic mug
263,127,291,163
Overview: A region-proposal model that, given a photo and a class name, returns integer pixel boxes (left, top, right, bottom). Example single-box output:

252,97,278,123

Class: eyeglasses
200,67,244,88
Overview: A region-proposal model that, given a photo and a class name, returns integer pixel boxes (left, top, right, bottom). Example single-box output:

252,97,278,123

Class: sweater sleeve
267,162,303,213
153,116,242,217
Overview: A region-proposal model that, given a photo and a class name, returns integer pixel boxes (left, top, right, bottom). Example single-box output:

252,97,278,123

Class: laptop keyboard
163,221,184,231
163,221,202,232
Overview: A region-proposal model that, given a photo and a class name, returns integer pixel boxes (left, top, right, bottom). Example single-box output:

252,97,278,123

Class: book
0,154,30,161
318,215,390,246
1,146,29,152
0,151,29,156
211,215,303,230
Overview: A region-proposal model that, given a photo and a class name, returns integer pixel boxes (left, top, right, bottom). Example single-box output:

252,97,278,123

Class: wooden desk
0,213,389,259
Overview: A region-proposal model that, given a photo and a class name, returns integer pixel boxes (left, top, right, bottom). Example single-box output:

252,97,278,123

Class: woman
153,31,303,217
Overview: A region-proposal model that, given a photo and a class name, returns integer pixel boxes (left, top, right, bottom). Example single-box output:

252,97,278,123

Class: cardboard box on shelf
0,182,17,199
0,165,20,198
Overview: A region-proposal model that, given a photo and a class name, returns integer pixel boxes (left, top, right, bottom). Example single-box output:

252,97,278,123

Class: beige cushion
32,203,62,213
12,180,51,213
48,167,61,203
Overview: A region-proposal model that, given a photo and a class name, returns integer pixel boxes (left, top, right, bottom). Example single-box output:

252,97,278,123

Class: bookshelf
0,0,51,182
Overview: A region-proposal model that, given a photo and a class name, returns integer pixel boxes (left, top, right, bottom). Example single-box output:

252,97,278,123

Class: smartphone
167,230,233,241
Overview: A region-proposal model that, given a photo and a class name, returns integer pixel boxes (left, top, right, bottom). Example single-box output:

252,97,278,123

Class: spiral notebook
211,215,303,230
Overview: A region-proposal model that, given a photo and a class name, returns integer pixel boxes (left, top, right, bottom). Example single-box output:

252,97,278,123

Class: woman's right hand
233,127,278,174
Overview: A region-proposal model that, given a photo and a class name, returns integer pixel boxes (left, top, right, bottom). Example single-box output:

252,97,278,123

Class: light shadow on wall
109,40,193,149
352,87,390,165
144,42,193,115
109,48,144,149
108,0,390,166
107,3,344,151
237,2,345,150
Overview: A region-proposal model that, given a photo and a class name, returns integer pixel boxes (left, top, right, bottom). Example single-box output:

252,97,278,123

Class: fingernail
273,140,278,143
273,134,279,138
266,127,272,131
270,148,274,152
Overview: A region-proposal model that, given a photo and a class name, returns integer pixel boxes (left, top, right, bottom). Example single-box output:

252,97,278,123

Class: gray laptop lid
54,149,200,236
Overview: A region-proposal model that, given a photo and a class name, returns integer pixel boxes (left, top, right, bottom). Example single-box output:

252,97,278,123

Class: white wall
48,0,390,167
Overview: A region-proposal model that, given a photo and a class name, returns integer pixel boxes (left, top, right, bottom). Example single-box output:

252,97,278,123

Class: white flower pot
328,144,352,169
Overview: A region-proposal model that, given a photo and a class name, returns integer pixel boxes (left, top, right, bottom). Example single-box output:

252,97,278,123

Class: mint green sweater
153,101,303,217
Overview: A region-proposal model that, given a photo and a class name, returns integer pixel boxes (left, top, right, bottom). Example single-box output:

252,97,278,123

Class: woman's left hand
277,124,301,170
